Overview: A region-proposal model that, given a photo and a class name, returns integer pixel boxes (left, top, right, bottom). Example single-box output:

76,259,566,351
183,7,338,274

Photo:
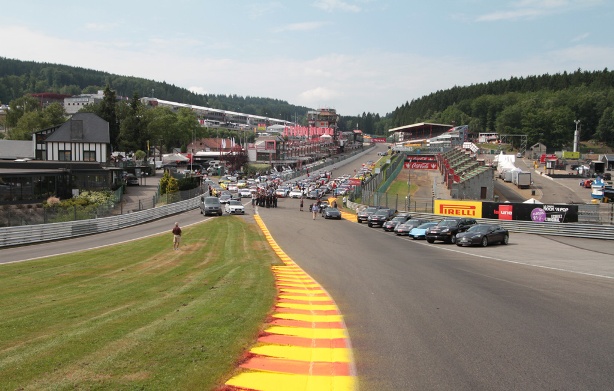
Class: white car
238,188,252,198
224,200,245,214
289,189,304,198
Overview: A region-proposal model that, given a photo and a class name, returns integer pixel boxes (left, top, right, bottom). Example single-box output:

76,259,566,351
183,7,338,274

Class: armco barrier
0,197,200,248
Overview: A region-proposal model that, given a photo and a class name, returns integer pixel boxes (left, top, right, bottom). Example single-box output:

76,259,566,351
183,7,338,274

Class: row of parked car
357,206,510,247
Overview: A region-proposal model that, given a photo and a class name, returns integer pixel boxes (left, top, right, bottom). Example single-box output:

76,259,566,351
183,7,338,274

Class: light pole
573,120,581,153
407,165,411,212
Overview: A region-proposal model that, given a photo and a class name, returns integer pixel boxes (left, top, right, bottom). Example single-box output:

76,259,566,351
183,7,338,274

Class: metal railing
0,196,200,248
0,186,202,228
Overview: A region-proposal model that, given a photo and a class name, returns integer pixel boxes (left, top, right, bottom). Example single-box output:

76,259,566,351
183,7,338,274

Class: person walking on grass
172,222,182,250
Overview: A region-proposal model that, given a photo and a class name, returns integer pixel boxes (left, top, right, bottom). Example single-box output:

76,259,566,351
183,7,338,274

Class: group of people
252,188,278,208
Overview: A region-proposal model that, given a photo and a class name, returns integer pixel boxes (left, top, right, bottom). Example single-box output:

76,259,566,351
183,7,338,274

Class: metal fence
0,186,203,228
0,196,201,248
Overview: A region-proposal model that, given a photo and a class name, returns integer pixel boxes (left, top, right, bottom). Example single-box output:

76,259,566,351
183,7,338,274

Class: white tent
523,198,543,204
162,153,189,163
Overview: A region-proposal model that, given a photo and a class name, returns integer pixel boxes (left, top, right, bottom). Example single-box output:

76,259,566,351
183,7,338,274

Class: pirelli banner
434,200,483,218
404,155,438,170
434,200,578,223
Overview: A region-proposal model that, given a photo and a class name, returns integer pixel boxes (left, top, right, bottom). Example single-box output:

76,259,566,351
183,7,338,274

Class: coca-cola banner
404,162,438,169
404,155,438,170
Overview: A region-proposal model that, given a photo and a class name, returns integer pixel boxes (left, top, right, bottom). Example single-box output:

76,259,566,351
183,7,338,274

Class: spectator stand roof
389,122,452,143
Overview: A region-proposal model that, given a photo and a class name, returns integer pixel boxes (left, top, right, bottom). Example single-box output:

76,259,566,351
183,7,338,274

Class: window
58,150,71,161
83,151,96,162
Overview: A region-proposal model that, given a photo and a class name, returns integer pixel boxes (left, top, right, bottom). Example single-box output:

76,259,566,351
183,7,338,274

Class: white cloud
84,22,118,31
2,24,614,116
476,0,602,22
188,86,208,95
313,0,361,13
273,21,327,33
571,32,590,43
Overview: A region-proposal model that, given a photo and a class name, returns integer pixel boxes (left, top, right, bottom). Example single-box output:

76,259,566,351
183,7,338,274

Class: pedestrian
172,222,182,250
342,196,347,207
300,197,304,211
311,203,318,220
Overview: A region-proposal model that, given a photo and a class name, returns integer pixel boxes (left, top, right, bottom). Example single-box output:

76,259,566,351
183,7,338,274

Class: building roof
0,140,34,160
43,113,110,143
388,122,452,133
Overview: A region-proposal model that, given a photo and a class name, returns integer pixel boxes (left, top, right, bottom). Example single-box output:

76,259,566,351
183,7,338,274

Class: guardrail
0,197,200,248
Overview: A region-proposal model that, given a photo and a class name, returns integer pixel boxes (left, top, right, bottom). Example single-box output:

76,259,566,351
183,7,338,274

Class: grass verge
0,217,280,390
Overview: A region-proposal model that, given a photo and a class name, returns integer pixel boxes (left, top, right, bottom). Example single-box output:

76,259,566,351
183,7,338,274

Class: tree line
2,57,613,149
0,57,311,128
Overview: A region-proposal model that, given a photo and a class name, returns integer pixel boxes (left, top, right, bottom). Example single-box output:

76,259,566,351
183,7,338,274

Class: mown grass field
0,217,280,390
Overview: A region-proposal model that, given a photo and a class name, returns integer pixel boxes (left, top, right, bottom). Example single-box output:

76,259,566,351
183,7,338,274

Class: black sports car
456,224,509,247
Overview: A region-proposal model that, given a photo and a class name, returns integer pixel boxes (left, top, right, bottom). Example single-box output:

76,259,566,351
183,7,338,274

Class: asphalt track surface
4,146,614,390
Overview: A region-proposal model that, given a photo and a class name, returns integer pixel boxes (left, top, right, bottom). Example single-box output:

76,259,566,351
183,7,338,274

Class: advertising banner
405,155,438,170
562,151,580,159
482,202,578,223
434,200,483,218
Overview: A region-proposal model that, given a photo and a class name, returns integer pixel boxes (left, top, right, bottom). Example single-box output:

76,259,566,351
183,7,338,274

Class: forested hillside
1,57,613,149
390,68,614,149
0,57,310,121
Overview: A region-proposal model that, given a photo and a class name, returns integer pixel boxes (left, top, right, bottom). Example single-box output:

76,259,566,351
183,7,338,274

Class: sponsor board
405,155,438,170
481,202,578,223
562,151,580,159
434,200,482,218
404,162,438,169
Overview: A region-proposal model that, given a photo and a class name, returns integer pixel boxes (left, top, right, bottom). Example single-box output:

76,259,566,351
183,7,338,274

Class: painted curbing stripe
241,357,353,376
226,371,356,391
272,313,343,322
225,215,355,391
250,345,352,363
269,319,345,328
264,326,347,339
274,307,340,316
258,335,349,348
276,302,339,311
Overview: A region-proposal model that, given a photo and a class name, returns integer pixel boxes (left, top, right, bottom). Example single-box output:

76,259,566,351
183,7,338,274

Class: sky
2,0,614,117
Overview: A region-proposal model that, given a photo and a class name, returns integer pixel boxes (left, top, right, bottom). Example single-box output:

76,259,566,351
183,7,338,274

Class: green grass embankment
0,217,280,390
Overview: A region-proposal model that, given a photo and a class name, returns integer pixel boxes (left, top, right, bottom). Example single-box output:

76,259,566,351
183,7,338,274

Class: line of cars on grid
357,206,509,247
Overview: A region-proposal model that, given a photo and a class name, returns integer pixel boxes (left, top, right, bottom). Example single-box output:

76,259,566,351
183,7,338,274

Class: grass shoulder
0,217,279,390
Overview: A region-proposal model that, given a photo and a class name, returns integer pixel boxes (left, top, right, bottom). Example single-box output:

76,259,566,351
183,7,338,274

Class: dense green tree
595,107,614,145
5,95,40,127
99,85,119,149
7,101,66,140
117,93,145,152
